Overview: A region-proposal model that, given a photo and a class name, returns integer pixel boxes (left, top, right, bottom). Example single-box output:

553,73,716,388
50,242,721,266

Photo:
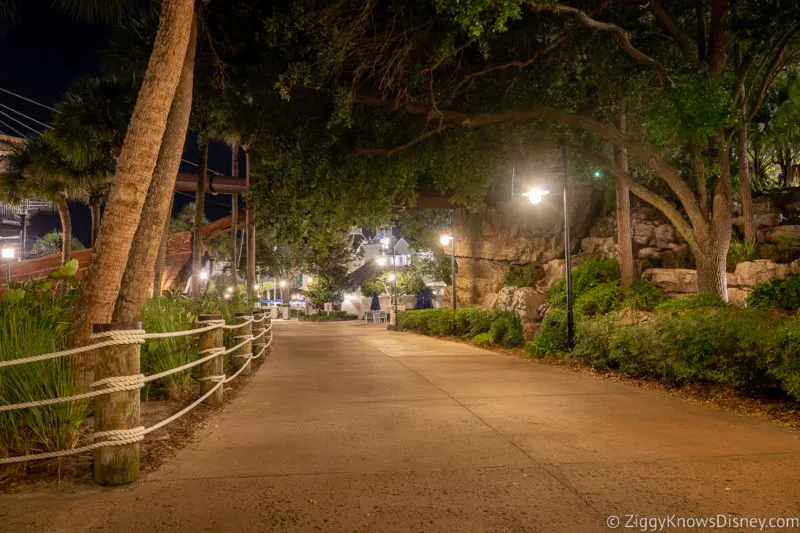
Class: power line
176,190,234,208
0,118,28,139
0,87,57,112
0,109,41,136
0,102,53,130
180,157,224,176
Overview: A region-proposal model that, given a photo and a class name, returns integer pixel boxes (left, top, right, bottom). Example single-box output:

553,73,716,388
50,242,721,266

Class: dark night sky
0,2,232,249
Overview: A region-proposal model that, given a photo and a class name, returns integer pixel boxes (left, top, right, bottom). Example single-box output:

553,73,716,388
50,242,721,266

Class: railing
0,308,274,485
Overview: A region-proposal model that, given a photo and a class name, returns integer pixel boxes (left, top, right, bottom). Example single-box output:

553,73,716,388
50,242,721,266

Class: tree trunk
192,133,209,306
88,193,103,247
697,135,733,302
244,148,256,298
738,126,755,244
71,0,194,350
230,142,239,290
152,211,170,298
613,110,634,287
113,19,197,322
55,192,71,263
695,244,729,300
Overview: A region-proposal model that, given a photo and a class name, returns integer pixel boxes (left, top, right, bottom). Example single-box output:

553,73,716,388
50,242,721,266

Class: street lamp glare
376,257,387,266
226,286,234,293
306,276,313,284
279,280,287,287
1,247,15,259
223,293,231,300
388,273,396,282
522,188,550,205
199,271,209,280
439,235,452,246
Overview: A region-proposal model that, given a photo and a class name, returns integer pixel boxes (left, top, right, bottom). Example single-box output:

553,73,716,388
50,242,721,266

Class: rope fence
0,307,275,481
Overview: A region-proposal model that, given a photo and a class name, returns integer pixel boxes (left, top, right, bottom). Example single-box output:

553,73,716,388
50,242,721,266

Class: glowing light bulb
522,188,550,205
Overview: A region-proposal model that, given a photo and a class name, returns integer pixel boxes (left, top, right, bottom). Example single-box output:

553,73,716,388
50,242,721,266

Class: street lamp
1,247,14,259
306,276,313,284
440,208,457,335
199,270,209,280
226,286,234,293
375,256,387,266
522,143,574,349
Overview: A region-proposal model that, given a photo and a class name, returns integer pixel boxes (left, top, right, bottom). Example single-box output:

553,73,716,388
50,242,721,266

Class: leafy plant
574,281,624,317
472,332,493,347
397,308,454,336
30,231,85,257
747,273,800,311
502,264,544,287
548,258,619,308
727,239,757,269
454,305,494,337
360,276,386,297
627,280,668,311
525,309,570,357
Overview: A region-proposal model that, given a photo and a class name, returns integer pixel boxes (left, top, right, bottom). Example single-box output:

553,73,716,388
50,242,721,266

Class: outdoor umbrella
414,290,424,309
370,291,381,311
422,287,433,309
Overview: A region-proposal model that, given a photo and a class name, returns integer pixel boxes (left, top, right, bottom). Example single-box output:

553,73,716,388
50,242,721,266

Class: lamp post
391,234,397,326
521,143,574,349
439,208,457,335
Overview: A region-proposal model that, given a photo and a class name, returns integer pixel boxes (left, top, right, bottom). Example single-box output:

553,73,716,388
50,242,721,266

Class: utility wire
0,102,53,130
0,87,57,112
0,109,41,136
176,190,234,209
0,118,28,139
180,157,224,176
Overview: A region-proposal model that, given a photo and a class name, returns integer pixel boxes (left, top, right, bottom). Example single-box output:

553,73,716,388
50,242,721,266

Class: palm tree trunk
244,148,256,298
72,0,194,354
55,192,71,263
230,142,239,290
89,193,103,247
614,110,634,287
113,19,197,322
191,132,209,306
152,211,170,298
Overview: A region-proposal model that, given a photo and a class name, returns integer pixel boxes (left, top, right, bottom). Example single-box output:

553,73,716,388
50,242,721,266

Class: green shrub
473,332,493,347
141,295,199,400
502,264,544,287
574,281,624,317
489,317,510,344
360,276,386,297
525,309,570,356
727,239,757,269
501,328,525,347
397,309,453,336
657,293,726,312
747,273,800,311
768,321,800,399
548,258,619,308
454,305,494,337
627,280,668,311
0,278,85,462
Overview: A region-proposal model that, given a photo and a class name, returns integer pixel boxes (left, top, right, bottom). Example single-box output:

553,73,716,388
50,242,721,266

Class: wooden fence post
252,310,266,360
197,314,224,407
266,308,273,353
233,313,253,376
92,322,142,486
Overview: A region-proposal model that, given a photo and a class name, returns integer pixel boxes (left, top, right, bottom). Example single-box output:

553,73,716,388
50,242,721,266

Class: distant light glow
376,257,387,266
522,188,550,205
226,286,234,293
439,235,452,246
593,170,602,178
223,293,231,300
306,276,313,284
279,280,287,287
199,271,209,280
1,248,14,259
388,273,396,282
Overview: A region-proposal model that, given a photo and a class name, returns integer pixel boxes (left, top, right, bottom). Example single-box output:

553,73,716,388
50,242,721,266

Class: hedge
398,307,524,347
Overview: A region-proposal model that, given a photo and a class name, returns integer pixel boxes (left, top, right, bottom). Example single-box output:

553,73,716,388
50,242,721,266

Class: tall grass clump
141,294,198,400
0,280,85,464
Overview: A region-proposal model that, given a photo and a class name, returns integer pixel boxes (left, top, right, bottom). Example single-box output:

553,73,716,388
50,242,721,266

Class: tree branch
420,41,473,76
524,2,675,87
352,96,703,229
706,0,728,73
355,124,454,156
748,24,800,122
645,0,697,65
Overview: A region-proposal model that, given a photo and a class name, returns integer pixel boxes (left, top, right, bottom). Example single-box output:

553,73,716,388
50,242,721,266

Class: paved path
3,321,800,532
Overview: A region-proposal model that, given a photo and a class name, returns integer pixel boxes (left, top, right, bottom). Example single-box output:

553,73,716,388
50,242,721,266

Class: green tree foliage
31,231,85,257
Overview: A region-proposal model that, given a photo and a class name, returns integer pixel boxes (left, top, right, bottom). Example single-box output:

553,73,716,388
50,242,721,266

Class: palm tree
49,75,139,245
0,137,96,262
31,230,85,257
72,0,195,347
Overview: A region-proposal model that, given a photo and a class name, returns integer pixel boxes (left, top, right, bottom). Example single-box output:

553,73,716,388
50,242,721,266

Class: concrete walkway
3,321,800,532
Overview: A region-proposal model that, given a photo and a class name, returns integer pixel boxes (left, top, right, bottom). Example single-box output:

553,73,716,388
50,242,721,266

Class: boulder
581,236,617,257
642,268,697,293
757,225,800,245
731,260,790,287
495,286,547,325
541,259,566,288
727,288,750,305
732,213,783,232
481,293,499,310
